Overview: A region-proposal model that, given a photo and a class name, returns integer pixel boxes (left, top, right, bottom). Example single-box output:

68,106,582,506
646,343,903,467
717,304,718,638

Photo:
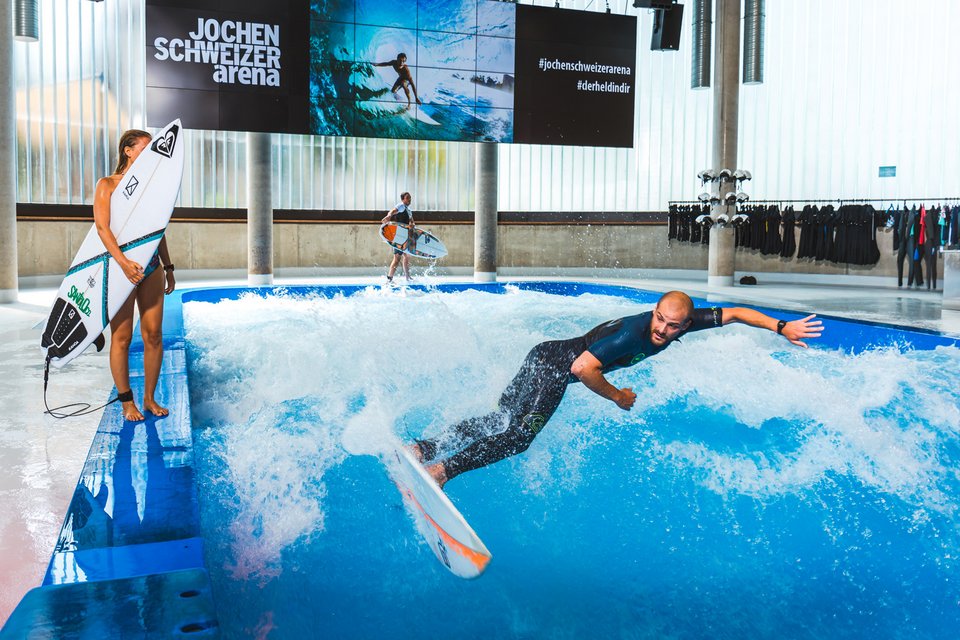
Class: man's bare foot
121,401,145,422
425,462,448,490
143,399,169,417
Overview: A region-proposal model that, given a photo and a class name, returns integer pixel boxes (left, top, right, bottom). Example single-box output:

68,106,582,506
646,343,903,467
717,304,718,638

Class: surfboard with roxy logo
41,119,184,369
385,438,492,579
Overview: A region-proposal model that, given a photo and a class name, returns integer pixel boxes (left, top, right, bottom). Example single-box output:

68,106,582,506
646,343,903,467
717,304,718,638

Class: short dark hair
397,53,407,60
400,191,411,200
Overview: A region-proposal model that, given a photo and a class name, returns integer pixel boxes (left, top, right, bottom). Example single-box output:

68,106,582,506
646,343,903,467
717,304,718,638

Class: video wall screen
147,0,636,147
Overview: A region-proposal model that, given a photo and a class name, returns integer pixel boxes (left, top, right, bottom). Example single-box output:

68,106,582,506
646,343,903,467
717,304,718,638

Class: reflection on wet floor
48,412,200,585
806,295,946,328
0,293,113,625
681,280,959,335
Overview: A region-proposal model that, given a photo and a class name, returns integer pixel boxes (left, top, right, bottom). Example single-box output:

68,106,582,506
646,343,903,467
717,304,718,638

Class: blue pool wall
3,281,958,638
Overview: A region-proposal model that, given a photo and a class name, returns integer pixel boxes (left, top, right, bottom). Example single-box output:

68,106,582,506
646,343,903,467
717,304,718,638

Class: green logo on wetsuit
629,353,646,365
523,413,547,434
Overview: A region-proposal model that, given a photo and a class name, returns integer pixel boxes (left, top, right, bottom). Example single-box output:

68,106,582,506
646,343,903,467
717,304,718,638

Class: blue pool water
182,283,960,639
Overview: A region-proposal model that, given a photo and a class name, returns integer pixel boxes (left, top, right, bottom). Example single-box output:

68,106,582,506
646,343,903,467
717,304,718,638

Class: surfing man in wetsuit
412,291,823,488
382,192,416,282
374,53,422,107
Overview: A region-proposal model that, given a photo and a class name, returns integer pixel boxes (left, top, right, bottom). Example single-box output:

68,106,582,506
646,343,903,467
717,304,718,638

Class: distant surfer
382,192,417,283
93,129,177,422
411,291,823,489
374,53,422,107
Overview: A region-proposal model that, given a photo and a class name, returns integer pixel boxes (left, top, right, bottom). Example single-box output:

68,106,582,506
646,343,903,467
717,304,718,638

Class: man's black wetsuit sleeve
685,307,723,333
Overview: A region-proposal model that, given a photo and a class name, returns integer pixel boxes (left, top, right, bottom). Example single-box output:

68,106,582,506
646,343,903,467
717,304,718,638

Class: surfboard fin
93,333,106,352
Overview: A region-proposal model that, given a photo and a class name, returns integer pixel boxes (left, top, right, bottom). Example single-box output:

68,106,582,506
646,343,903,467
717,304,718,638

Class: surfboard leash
42,356,121,419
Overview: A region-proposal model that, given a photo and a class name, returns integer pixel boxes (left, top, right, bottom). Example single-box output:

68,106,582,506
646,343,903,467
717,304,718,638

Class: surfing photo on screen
309,0,517,142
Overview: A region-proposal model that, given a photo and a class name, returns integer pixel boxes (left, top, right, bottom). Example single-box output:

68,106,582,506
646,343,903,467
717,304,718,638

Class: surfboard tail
396,485,492,578
386,442,492,579
41,298,90,367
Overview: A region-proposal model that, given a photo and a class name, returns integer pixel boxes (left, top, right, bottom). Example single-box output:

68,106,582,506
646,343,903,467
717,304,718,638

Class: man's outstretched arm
570,352,636,410
721,308,823,348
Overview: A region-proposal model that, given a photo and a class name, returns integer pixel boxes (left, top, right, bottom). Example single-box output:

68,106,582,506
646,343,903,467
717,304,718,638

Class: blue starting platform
1,291,219,639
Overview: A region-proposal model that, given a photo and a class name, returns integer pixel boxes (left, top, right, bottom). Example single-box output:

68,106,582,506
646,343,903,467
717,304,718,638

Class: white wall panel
739,0,960,204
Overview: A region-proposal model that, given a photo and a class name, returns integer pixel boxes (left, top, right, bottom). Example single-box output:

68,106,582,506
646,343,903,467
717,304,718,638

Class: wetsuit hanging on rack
780,206,797,258
925,205,941,289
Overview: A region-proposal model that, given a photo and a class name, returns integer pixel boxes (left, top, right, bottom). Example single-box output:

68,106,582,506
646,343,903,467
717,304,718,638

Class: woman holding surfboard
93,129,176,422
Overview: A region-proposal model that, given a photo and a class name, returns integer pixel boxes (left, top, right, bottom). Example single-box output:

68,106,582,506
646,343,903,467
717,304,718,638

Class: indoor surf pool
178,282,960,639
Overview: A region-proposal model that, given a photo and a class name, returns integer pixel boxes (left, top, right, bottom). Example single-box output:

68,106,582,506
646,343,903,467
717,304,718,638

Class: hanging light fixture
14,0,39,42
690,0,711,89
743,0,765,84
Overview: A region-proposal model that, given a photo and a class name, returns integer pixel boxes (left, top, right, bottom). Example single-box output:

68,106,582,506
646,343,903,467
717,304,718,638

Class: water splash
184,288,960,638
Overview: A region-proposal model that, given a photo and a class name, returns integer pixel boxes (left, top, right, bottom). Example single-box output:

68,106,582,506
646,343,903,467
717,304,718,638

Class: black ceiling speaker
651,4,684,51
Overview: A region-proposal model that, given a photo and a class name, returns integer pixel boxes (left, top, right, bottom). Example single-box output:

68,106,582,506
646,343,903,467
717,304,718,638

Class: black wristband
776,319,787,335
163,264,175,271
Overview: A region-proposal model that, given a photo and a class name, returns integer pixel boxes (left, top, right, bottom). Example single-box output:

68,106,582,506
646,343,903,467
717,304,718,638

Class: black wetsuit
419,307,723,481
389,204,412,255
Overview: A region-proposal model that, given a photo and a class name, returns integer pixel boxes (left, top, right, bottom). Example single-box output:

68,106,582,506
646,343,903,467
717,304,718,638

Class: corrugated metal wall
738,0,960,202
12,0,960,212
15,0,144,204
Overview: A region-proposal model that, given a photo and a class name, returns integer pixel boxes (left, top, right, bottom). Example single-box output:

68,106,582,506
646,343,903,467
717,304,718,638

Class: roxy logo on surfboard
151,125,179,158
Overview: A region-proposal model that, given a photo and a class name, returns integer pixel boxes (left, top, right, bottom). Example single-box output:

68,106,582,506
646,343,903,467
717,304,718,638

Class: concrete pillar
246,132,273,286
474,142,497,282
0,0,19,303
707,0,740,288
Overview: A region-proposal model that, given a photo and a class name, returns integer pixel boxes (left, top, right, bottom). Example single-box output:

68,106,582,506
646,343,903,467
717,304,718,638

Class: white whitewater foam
184,289,960,576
